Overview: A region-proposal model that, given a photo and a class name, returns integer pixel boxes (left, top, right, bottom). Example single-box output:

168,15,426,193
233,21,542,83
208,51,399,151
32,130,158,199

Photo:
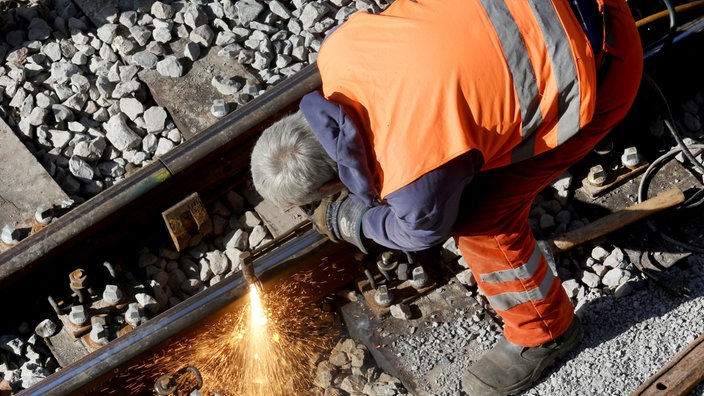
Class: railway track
1,0,704,395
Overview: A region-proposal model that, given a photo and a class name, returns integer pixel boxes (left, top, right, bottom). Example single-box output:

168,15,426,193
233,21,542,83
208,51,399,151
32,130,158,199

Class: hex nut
69,305,88,326
621,146,641,169
103,284,124,305
69,268,87,290
587,164,608,186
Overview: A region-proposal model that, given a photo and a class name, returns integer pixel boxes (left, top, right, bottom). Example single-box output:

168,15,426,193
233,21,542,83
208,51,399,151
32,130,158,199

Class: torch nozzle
241,251,264,293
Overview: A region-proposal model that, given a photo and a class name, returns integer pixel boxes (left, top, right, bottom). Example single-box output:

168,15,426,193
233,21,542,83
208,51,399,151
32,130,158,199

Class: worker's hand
310,190,370,253
310,191,346,243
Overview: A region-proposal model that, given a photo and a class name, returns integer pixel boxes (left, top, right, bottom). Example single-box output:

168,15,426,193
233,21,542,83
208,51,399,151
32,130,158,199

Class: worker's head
250,111,338,208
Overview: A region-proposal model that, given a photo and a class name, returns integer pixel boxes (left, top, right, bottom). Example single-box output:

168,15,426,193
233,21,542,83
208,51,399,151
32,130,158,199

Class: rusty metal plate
162,192,213,252
580,162,650,198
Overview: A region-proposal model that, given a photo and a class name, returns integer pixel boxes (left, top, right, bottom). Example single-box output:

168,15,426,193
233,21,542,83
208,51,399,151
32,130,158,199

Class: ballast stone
236,0,265,25
68,155,95,181
132,51,158,69
143,106,167,133
106,114,142,151
156,56,183,78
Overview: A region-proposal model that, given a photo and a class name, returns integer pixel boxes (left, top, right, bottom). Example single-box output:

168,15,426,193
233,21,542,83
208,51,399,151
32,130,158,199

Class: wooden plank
551,188,685,253
0,118,69,230
632,332,704,395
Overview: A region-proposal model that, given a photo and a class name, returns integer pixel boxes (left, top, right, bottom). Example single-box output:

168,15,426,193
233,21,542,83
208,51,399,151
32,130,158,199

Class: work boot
462,316,583,396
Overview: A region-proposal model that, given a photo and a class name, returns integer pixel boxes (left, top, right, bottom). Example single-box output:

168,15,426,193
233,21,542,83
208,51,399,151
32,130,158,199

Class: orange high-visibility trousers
453,0,643,347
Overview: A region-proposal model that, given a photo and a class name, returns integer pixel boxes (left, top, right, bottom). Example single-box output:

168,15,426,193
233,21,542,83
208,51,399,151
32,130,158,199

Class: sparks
118,271,340,396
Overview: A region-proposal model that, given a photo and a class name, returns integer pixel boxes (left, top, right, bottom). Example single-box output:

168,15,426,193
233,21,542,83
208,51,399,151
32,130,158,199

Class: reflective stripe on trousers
455,220,573,347
480,242,555,312
452,0,642,347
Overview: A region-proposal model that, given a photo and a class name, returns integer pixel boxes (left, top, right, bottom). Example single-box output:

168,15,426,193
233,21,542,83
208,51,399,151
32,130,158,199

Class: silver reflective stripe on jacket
478,0,581,163
480,242,555,311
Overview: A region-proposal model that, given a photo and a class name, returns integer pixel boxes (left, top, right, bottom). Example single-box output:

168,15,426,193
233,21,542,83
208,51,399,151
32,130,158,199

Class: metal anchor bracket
162,193,213,252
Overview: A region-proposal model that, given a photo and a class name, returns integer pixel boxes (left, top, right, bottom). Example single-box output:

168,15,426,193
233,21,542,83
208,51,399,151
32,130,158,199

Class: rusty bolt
377,251,398,282
154,374,177,395
1,224,20,245
103,284,123,305
211,99,228,118
89,322,109,345
68,305,88,326
621,146,641,169
411,266,429,289
374,284,393,307
125,303,141,327
587,164,608,186
69,269,87,290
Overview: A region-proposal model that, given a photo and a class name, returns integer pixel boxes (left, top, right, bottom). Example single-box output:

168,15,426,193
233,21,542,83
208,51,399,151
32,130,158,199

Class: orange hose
635,0,704,27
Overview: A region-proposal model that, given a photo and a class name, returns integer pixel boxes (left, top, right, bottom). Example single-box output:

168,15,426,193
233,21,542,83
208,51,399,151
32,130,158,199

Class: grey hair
250,111,338,208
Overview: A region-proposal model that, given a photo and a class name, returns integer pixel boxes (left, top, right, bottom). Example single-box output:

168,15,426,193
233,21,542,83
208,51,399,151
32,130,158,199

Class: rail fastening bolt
411,266,429,289
69,268,87,290
211,99,228,118
587,164,608,186
35,204,54,225
103,284,123,305
89,322,109,345
621,146,641,169
1,224,20,245
374,284,394,307
377,251,398,282
396,262,409,281
35,319,58,338
68,305,89,326
125,303,141,327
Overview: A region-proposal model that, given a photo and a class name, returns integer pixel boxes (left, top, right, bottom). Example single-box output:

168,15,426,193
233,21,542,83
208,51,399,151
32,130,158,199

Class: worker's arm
362,150,483,251
300,92,483,251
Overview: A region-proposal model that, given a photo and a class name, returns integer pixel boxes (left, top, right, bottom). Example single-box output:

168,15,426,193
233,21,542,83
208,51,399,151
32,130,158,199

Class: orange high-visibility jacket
317,0,597,199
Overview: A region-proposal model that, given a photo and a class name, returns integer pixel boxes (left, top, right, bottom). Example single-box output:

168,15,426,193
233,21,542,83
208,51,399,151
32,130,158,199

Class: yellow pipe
635,0,704,27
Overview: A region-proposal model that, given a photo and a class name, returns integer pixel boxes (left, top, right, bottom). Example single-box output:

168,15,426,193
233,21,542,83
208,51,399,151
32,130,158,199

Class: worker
250,0,643,393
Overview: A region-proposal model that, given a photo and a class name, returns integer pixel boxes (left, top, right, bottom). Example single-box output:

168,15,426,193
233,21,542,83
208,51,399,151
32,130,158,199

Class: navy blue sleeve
361,151,483,251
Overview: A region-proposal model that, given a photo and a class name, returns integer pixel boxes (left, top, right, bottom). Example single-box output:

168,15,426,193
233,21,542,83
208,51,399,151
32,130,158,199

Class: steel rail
19,229,327,396
0,64,322,287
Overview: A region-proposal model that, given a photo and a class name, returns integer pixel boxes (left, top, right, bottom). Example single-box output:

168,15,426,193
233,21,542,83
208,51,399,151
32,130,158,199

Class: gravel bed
0,0,388,213
1,0,704,395
527,256,704,396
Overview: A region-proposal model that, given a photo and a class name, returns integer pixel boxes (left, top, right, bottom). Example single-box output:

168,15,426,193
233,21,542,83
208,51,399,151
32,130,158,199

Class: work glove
310,190,370,254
